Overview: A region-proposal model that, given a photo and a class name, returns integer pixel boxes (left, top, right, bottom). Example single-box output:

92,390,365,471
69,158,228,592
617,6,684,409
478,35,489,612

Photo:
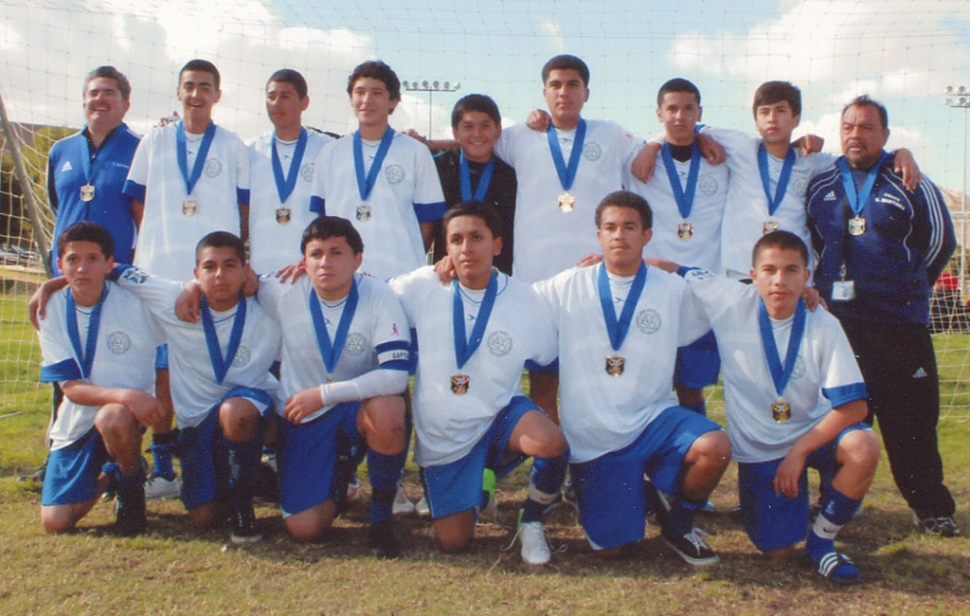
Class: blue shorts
41,428,110,506
572,406,722,550
277,401,361,517
154,344,168,370
422,395,536,519
738,423,873,552
675,330,720,389
177,387,272,510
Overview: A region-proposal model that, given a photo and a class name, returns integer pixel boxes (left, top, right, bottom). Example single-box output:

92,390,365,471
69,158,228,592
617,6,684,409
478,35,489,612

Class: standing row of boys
35,54,959,584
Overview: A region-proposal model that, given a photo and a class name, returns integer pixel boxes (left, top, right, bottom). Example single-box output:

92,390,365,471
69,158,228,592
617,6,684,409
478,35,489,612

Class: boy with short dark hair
37,222,164,536
431,94,517,274
111,231,280,543
248,69,335,273
650,230,881,584
309,60,445,281
391,201,568,565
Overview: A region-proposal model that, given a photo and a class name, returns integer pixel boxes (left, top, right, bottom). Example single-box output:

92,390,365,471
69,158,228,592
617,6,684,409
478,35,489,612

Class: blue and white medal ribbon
758,298,806,421
200,294,247,385
65,284,109,379
661,142,702,221
450,272,498,393
459,152,495,202
758,143,796,217
353,127,395,202
308,279,360,374
597,262,647,376
175,121,217,196
837,151,888,237
271,127,308,204
546,119,587,191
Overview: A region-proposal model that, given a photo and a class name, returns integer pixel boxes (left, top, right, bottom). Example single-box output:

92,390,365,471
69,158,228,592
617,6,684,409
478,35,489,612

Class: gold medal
605,355,625,377
557,192,575,213
182,199,198,217
763,220,779,235
677,221,694,240
80,184,95,202
356,204,372,222
451,374,470,395
275,207,291,225
771,400,792,423
848,216,866,236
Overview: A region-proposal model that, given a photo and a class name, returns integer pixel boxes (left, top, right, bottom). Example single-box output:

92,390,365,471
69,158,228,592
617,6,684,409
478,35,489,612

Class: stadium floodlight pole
944,85,969,296
402,79,460,138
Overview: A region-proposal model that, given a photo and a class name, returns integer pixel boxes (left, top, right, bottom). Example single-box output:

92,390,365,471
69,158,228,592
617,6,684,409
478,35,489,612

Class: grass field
1,286,968,615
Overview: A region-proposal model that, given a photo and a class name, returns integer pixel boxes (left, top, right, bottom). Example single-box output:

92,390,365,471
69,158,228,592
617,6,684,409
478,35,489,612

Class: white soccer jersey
113,267,280,429
683,269,866,463
310,132,445,281
495,120,644,283
247,129,333,274
706,127,834,278
38,285,162,450
535,264,709,463
125,122,250,280
391,267,557,467
625,146,730,273
257,272,410,423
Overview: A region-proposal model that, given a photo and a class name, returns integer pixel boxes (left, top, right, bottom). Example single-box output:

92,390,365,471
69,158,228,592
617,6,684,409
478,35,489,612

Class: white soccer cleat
144,474,181,500
517,521,552,565
392,485,415,515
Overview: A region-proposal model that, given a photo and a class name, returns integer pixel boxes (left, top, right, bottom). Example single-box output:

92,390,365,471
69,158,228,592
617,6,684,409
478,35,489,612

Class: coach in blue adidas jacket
807,95,959,537
47,66,140,275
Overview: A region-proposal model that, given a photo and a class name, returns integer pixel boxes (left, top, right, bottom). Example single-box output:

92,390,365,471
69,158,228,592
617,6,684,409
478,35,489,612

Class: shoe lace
683,528,711,553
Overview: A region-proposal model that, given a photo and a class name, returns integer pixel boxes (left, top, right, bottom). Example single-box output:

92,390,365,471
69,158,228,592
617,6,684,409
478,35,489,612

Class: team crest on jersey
698,176,719,196
487,331,513,356
792,356,805,380
792,177,808,196
344,333,368,355
204,157,222,178
300,163,314,182
635,308,661,334
107,331,131,354
120,268,150,285
583,142,602,161
385,164,405,184
232,346,251,367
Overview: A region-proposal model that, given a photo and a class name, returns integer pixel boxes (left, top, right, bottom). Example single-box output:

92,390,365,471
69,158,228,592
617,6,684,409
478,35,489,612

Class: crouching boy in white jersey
254,216,410,557
390,201,569,565
37,222,164,536
651,230,880,585
534,191,731,565
112,232,280,543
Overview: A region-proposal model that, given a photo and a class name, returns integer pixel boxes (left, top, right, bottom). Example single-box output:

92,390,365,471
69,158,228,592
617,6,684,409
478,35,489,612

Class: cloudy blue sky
2,0,970,190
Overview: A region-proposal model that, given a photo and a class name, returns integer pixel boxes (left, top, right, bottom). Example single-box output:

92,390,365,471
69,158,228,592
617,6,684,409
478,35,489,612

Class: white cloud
540,19,564,53
668,1,970,95
0,1,377,139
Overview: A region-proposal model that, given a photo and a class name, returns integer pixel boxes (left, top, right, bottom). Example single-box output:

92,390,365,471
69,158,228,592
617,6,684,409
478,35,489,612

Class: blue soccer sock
367,448,406,524
150,431,177,480
806,486,862,561
521,450,569,523
681,400,707,417
224,435,262,507
108,462,145,498
664,496,704,538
